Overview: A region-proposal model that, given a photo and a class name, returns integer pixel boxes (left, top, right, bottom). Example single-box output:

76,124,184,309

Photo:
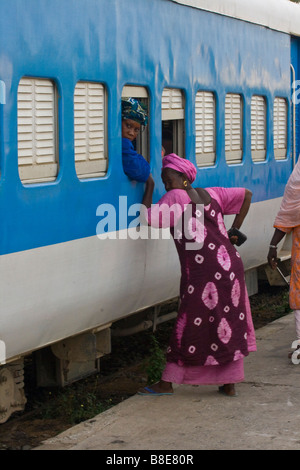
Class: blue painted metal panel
0,0,294,254
291,36,300,163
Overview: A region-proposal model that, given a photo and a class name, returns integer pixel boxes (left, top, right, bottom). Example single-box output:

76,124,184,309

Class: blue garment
122,138,150,182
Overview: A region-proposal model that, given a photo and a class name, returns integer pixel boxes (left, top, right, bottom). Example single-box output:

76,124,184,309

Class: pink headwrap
274,158,300,228
162,153,197,183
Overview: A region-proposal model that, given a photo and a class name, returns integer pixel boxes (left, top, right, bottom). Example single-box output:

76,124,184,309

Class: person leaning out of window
121,97,154,187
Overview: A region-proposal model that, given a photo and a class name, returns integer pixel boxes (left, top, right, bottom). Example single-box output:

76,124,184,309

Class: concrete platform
35,313,300,450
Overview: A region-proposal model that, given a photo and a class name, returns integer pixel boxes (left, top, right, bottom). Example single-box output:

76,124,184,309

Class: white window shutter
18,78,58,183
162,88,184,120
273,97,287,160
195,91,216,167
74,82,107,178
251,95,266,162
225,93,243,164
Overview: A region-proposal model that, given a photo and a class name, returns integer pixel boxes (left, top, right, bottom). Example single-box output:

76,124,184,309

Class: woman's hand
267,228,286,269
229,234,238,245
267,246,278,269
227,227,247,246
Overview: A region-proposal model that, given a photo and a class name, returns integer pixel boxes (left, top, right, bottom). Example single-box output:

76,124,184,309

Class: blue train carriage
0,0,300,422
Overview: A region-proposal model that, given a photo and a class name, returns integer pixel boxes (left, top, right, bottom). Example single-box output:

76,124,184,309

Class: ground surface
0,283,291,450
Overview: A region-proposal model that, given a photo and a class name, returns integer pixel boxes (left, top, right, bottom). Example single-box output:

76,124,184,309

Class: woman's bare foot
218,383,237,397
138,380,173,395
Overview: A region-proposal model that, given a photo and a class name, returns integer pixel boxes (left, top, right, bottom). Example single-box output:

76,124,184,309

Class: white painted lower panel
0,231,180,362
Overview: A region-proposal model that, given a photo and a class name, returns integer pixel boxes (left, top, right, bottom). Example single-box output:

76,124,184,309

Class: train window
195,91,216,167
273,97,287,160
251,95,267,162
225,93,243,164
74,82,107,178
17,78,58,183
162,88,185,156
122,85,149,162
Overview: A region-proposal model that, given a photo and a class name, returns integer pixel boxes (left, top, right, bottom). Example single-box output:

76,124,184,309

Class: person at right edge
267,157,300,358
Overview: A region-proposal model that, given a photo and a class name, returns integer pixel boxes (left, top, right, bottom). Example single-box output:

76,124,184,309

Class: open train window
74,81,108,179
273,97,287,160
225,93,243,165
251,95,267,162
195,91,216,167
17,77,58,183
121,85,149,162
162,88,185,156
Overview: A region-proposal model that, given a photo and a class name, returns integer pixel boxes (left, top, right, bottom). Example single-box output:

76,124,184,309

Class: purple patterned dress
147,187,256,385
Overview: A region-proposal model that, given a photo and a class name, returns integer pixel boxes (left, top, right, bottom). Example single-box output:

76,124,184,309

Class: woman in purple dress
139,154,256,397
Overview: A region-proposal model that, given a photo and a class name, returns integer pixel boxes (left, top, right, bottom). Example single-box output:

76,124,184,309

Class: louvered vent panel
74,82,107,177
195,91,216,166
18,78,58,182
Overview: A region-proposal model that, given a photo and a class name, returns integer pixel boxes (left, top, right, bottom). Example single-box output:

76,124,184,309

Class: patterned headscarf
162,153,197,183
121,98,148,126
